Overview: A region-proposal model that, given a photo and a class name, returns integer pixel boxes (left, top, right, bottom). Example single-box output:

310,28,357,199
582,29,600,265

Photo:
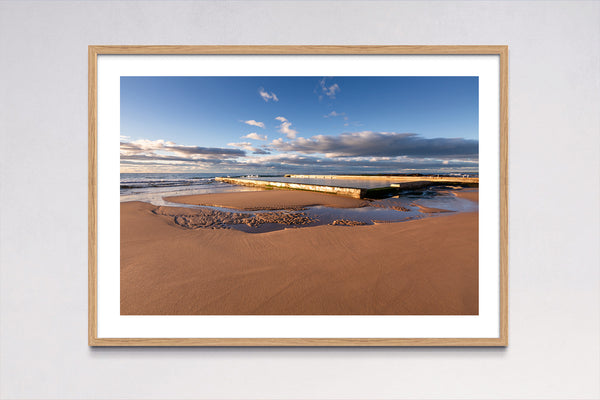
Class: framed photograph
89,45,508,346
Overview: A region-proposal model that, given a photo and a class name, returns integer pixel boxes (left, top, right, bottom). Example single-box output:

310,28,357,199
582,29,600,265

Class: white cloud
275,116,298,139
243,119,265,128
243,132,267,141
227,141,270,155
228,141,254,151
323,111,345,118
258,87,279,102
319,78,340,99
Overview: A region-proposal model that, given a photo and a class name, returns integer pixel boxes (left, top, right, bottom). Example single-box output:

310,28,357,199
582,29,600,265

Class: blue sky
120,76,479,174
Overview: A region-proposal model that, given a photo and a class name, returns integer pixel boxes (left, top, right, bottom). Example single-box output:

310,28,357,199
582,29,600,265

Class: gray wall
1,1,598,399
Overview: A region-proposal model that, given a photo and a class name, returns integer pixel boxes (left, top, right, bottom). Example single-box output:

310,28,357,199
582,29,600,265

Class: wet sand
121,190,478,315
166,189,369,210
413,204,453,214
454,189,479,203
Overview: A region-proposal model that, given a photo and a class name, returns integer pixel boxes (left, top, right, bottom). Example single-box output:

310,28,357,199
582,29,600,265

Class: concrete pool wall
216,176,479,199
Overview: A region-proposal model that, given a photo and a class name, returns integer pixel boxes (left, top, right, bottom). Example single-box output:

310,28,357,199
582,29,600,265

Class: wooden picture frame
89,45,508,346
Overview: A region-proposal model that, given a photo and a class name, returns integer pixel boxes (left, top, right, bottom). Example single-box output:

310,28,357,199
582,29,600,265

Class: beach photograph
119,76,480,315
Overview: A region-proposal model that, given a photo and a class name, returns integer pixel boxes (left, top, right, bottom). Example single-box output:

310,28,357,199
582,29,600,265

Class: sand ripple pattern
153,206,316,230
330,219,368,226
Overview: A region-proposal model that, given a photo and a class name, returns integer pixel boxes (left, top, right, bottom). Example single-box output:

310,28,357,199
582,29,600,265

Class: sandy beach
454,189,479,203
121,189,478,315
165,190,369,210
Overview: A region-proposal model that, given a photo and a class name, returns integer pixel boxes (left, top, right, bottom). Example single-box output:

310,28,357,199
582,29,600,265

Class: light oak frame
89,45,508,346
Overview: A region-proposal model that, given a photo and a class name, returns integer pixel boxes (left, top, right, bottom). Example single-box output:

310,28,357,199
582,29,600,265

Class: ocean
120,173,264,204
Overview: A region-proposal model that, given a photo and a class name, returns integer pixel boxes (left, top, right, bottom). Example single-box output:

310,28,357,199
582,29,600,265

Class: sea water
120,173,264,204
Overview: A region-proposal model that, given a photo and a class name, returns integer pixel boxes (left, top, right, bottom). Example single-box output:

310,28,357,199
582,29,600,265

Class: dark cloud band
120,140,245,158
270,132,478,159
